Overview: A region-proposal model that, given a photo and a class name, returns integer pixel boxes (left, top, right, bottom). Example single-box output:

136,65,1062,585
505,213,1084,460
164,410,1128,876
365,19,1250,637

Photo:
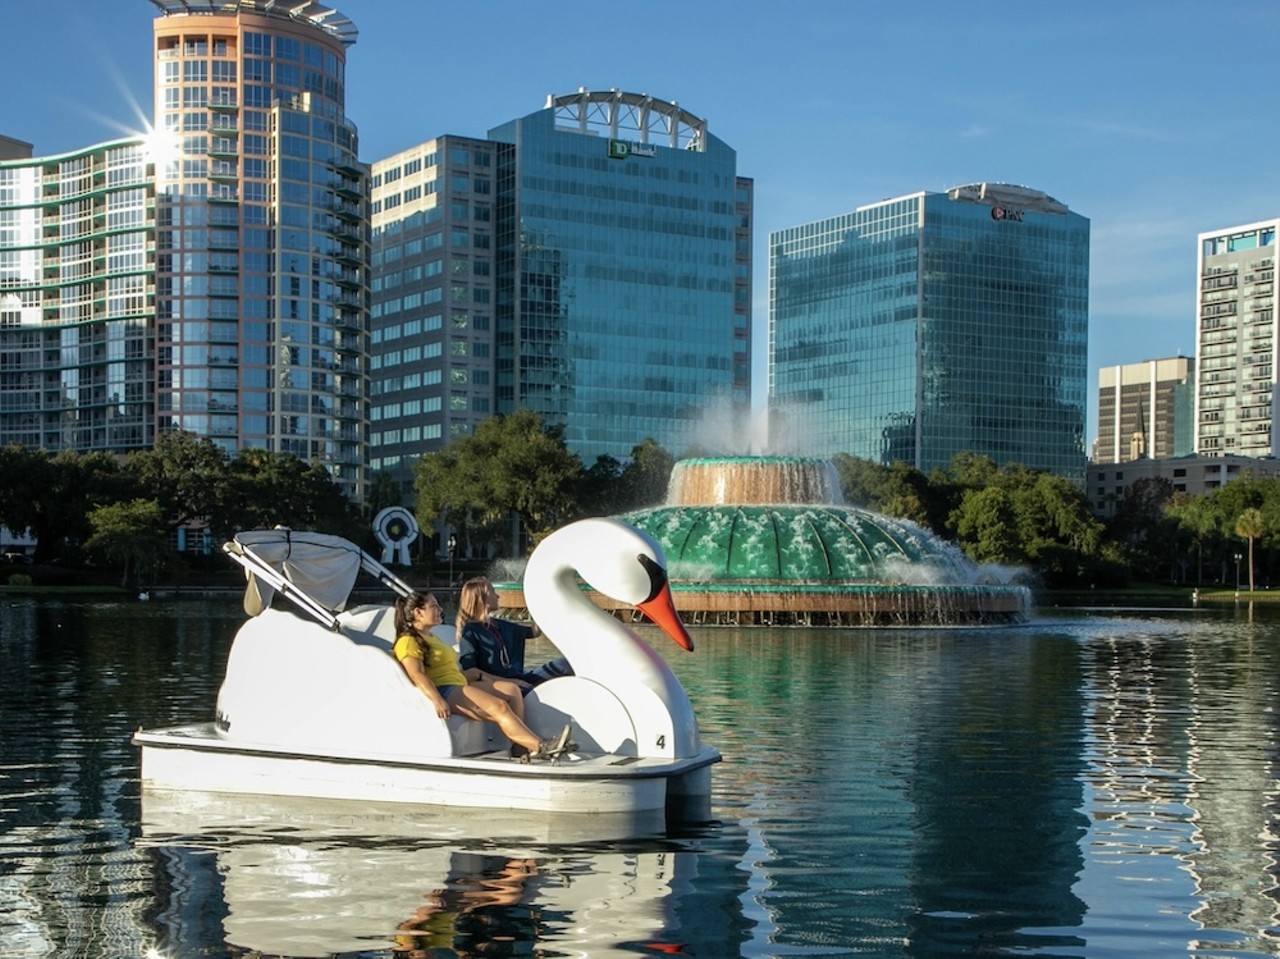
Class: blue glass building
488,90,752,460
369,91,752,488
769,183,1089,482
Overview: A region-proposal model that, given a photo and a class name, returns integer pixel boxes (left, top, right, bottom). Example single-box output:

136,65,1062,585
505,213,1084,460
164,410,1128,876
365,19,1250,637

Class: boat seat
447,713,500,754
339,605,458,651
338,604,397,651
337,606,489,752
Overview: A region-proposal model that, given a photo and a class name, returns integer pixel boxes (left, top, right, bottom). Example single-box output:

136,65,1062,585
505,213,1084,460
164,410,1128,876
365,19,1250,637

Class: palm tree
1235,507,1266,593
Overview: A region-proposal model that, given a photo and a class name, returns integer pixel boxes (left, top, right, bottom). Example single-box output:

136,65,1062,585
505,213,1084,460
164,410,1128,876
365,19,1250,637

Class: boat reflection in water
139,788,749,957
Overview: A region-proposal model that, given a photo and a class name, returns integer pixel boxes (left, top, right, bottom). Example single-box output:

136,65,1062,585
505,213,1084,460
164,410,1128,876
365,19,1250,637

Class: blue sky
6,0,1278,445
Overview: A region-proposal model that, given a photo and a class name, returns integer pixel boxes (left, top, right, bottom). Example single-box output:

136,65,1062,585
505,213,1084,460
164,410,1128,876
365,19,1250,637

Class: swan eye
637,553,668,603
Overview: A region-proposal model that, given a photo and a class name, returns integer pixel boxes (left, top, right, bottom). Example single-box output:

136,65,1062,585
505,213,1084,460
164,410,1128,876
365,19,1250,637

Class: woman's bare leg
447,685,540,752
469,674,526,722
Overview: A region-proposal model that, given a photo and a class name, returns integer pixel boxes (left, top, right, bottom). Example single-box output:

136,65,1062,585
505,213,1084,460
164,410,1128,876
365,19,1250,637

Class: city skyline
8,0,1278,447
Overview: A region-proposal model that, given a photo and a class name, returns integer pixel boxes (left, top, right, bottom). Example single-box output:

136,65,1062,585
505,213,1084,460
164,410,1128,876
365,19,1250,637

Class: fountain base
496,582,1029,628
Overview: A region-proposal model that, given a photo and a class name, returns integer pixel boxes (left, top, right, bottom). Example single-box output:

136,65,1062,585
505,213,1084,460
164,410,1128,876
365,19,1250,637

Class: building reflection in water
1081,624,1280,954
689,628,1090,955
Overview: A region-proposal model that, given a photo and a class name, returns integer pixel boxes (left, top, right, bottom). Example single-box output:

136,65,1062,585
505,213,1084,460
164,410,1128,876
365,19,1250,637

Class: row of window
369,342,443,369
160,32,343,75
372,148,491,188
372,424,441,447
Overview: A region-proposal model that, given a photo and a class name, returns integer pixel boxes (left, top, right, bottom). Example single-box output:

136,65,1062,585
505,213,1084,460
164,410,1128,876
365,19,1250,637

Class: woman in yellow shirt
392,590,571,761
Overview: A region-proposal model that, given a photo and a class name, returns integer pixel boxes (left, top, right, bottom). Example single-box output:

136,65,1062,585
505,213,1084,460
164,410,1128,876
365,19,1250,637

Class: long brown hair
394,590,437,641
455,577,493,632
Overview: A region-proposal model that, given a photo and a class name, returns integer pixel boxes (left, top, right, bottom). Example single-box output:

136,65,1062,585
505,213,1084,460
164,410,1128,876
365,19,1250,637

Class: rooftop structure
147,0,358,43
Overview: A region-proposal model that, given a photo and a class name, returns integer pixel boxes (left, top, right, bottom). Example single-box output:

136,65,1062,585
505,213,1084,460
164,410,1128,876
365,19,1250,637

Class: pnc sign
990,205,1024,222
608,139,658,160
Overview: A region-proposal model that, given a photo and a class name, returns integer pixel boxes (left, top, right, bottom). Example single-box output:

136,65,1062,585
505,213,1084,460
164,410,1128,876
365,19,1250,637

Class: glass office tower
486,90,752,461
149,0,368,499
0,138,156,451
770,183,1089,482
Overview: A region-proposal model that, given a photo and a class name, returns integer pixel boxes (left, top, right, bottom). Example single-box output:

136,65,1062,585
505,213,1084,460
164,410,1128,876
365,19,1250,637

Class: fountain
498,456,1031,627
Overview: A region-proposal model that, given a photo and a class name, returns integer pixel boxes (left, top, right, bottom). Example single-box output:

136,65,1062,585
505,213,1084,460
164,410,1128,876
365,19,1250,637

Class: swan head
632,551,695,652
529,518,696,652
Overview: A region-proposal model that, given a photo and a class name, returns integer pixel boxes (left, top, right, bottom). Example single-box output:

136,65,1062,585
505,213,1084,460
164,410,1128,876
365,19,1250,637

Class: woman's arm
400,654,451,719
457,625,480,672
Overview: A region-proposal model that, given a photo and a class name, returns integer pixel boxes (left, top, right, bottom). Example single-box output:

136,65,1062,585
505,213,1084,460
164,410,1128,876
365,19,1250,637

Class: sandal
524,724,576,763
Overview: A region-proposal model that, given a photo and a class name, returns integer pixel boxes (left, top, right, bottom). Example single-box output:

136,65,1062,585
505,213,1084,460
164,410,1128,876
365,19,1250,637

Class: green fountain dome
621,456,974,586
619,456,1031,626
621,503,976,586
497,456,1030,626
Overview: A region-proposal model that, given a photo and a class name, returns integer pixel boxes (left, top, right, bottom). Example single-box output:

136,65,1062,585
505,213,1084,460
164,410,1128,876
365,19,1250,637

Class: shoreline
4,583,1275,608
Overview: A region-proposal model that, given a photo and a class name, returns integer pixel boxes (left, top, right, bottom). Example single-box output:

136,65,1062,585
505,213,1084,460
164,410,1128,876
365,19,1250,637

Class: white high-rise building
1195,220,1278,458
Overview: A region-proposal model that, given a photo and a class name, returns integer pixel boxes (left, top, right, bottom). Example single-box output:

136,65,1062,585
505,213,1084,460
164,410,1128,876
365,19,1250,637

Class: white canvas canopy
224,529,412,627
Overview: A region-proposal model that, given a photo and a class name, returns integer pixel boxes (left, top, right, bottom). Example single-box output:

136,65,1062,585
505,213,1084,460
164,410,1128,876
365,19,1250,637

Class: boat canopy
224,529,411,628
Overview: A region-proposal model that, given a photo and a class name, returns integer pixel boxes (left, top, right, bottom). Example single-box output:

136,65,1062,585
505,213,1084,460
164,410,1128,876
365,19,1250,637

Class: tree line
0,431,359,585
2,409,1277,591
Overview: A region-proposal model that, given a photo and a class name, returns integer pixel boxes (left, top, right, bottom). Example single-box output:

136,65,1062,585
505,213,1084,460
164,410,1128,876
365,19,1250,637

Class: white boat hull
135,723,718,815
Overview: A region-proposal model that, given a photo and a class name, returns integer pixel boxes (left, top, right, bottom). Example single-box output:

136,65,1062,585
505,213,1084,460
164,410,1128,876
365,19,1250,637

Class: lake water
2,596,1280,958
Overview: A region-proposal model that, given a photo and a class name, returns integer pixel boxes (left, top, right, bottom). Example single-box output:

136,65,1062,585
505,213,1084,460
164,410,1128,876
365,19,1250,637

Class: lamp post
447,533,457,588
1234,552,1242,594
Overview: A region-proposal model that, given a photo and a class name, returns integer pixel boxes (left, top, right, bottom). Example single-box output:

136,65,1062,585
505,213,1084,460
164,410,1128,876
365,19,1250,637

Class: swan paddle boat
133,518,720,816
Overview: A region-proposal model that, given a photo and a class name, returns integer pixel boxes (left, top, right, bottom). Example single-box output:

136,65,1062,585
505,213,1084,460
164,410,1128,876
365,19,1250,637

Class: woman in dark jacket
455,577,573,689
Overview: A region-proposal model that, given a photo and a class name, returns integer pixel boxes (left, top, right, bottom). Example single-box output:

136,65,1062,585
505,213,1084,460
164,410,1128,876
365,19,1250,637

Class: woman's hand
429,691,450,719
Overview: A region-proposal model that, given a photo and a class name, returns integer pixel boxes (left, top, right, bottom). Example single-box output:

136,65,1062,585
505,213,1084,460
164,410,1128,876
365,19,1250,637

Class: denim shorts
437,684,460,701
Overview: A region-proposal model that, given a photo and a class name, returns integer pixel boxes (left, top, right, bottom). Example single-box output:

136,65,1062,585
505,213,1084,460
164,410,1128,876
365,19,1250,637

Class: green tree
84,499,169,589
1185,474,1275,584
220,448,357,540
414,411,583,555
946,461,1109,588
126,431,229,528
949,486,1022,564
0,446,137,562
0,444,48,547
40,450,131,563
579,453,625,517
1108,477,1182,582
831,454,937,530
832,454,894,509
927,453,1002,536
367,470,406,518
1235,506,1266,593
1168,494,1217,586
576,439,673,517
946,452,1002,491
618,438,675,511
